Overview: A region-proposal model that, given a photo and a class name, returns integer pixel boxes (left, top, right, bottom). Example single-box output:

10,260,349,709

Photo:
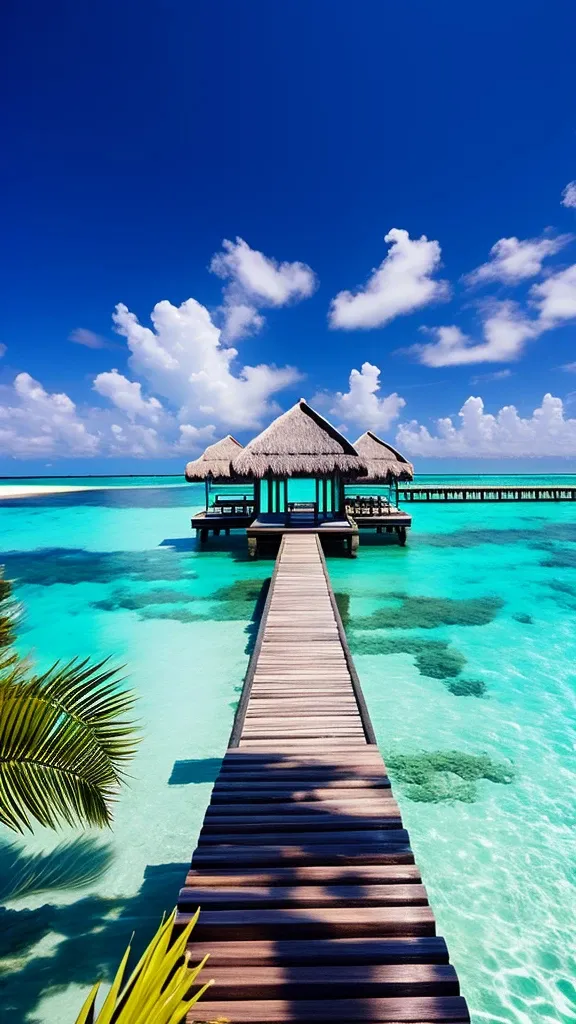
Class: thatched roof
231,399,368,479
352,431,414,482
185,435,244,482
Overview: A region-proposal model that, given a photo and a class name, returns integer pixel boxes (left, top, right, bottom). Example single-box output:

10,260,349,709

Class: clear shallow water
0,479,575,1023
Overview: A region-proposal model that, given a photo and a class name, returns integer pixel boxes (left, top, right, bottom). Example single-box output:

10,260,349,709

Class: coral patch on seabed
350,633,467,679
355,592,504,630
0,547,197,587
445,678,487,697
386,750,516,803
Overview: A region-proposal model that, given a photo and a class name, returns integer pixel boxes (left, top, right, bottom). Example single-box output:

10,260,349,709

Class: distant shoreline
0,482,189,500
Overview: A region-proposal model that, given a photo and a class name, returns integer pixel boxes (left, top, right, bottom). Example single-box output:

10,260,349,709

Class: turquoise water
0,480,575,1023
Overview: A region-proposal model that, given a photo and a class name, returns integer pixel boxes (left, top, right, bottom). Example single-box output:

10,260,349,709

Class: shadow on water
0,859,190,1023
168,757,223,785
0,837,113,904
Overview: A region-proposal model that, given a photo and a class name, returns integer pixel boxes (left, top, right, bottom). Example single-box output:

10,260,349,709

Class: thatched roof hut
352,431,414,482
231,399,368,479
184,435,244,482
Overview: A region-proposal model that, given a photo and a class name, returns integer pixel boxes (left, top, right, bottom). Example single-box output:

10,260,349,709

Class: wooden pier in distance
398,485,576,502
176,534,470,1023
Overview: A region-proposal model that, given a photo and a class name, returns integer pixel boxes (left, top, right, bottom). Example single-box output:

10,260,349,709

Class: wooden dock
398,485,576,502
176,534,470,1023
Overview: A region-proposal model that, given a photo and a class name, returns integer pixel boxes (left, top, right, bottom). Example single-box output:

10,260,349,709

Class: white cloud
93,369,163,422
412,302,538,367
464,233,573,286
315,362,405,434
397,393,576,457
113,296,301,430
177,423,217,448
329,228,449,330
0,373,100,457
210,237,317,341
69,328,115,350
531,263,576,325
560,362,576,373
470,369,513,384
561,181,576,209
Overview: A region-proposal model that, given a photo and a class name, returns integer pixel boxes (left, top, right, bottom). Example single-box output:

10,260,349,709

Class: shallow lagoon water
0,480,575,1023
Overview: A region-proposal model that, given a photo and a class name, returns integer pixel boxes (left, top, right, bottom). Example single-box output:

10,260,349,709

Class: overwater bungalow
185,435,256,542
232,398,367,557
344,430,414,544
184,405,414,553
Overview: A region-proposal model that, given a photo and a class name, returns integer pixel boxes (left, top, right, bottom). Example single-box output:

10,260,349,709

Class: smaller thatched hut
185,434,256,514
184,435,243,482
352,431,414,483
231,399,367,515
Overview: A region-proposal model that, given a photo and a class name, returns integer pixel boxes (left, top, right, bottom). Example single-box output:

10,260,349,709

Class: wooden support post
322,478,328,514
267,477,273,514
205,479,209,511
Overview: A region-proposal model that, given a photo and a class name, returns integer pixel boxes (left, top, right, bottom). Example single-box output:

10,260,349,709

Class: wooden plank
197,828,410,846
188,996,470,1022
206,799,400,816
184,865,422,887
191,844,414,868
202,963,459,999
200,814,403,833
186,935,448,967
178,883,428,908
178,905,436,940
211,784,393,798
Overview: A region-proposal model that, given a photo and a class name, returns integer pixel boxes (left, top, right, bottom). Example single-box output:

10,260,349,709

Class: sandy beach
0,485,92,499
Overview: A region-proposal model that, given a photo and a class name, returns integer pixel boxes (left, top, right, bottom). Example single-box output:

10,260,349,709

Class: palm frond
0,571,20,650
0,659,139,833
75,908,213,1024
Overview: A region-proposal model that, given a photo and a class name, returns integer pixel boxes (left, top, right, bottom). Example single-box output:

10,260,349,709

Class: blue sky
2,0,576,473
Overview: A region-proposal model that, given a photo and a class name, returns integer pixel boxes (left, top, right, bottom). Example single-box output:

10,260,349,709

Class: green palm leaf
0,657,139,833
75,909,214,1024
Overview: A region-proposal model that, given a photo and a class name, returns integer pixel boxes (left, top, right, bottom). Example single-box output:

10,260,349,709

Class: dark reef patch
335,592,351,626
423,522,576,550
540,548,576,569
93,587,193,612
547,580,576,596
445,677,487,697
349,634,467,679
0,547,197,587
422,528,537,549
355,592,503,630
387,749,515,803
211,579,267,603
138,606,198,623
513,612,533,624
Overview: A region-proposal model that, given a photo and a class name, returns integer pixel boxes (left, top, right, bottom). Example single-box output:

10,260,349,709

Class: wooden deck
246,513,359,558
176,534,470,1023
398,485,576,502
345,497,412,545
